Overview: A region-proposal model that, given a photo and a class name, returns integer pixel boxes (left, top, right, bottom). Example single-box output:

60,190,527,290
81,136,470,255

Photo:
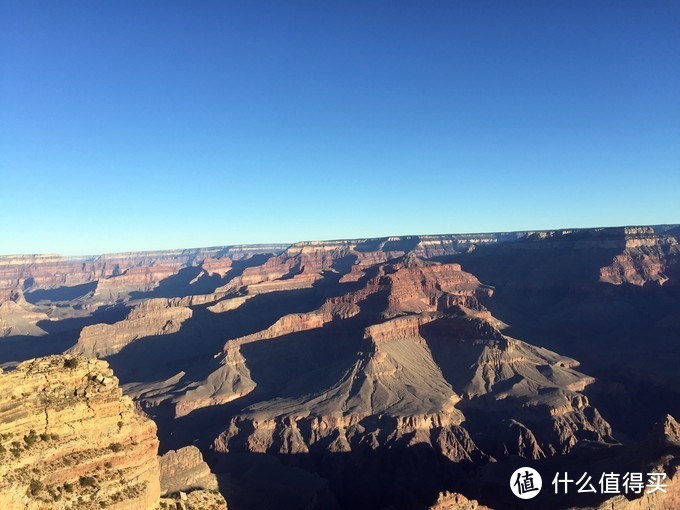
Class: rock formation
0,291,50,337
598,227,679,286
70,299,193,358
0,245,287,304
428,491,491,510
158,446,227,510
204,255,612,465
0,355,161,509
0,355,228,510
159,446,219,496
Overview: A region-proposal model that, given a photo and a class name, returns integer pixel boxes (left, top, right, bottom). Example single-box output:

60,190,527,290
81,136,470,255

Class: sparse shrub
50,433,59,440
39,433,50,442
64,358,79,369
79,475,97,488
109,442,124,452
0,444,6,456
63,482,74,493
10,440,22,457
24,429,38,447
104,461,113,469
117,420,124,430
29,479,43,496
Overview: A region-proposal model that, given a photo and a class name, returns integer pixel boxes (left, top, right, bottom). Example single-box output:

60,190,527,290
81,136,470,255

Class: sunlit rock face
0,355,161,510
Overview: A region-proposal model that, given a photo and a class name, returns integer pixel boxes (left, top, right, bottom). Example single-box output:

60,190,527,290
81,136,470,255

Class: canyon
0,225,678,509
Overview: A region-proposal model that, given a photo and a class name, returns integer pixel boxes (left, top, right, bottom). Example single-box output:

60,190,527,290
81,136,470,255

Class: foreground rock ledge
0,355,226,510
0,355,160,508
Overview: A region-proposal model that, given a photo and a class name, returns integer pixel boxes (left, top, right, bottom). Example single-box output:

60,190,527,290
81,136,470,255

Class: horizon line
1,222,678,259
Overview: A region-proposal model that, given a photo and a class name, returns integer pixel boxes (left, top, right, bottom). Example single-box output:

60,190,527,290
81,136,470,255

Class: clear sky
1,1,679,255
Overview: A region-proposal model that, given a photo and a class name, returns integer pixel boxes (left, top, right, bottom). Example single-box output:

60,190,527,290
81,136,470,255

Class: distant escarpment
0,245,287,304
0,355,161,509
3,226,677,305
598,227,680,286
454,226,680,290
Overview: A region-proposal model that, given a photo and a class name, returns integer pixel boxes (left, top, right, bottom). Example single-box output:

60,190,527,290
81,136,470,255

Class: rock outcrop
599,227,680,286
157,446,227,510
159,446,218,496
70,299,193,358
0,355,161,509
0,291,50,337
428,491,491,510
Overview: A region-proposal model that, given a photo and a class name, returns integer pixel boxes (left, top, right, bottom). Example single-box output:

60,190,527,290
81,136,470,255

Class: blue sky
1,1,679,255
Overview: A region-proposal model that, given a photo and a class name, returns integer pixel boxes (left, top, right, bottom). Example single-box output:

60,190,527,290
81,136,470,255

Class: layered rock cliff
0,245,287,304
158,446,226,510
0,355,161,509
159,446,219,496
598,227,680,286
70,299,193,358
0,355,228,510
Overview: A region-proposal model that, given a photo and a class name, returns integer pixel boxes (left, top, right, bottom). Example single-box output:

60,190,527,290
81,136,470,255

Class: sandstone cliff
158,446,227,510
70,299,193,358
159,446,219,496
598,227,680,286
0,355,161,509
